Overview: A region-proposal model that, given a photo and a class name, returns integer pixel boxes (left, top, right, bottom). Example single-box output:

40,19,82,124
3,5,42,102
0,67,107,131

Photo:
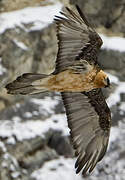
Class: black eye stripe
107,77,110,86
104,77,110,88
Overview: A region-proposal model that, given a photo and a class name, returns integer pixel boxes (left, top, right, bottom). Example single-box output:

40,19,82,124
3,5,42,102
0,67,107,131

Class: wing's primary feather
61,89,111,174
54,5,103,74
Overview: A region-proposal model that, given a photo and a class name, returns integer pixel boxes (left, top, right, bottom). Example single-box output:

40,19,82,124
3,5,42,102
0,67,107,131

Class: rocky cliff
0,0,125,180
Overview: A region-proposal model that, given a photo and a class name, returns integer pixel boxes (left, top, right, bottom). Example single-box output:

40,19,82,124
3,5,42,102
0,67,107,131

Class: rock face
70,0,125,35
0,0,125,180
0,0,55,12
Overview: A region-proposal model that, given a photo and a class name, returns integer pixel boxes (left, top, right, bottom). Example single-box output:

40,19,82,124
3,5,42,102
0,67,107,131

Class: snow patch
31,157,83,180
13,39,29,50
24,112,33,118
109,127,120,143
107,82,125,107
31,96,59,115
103,73,124,107
0,114,68,141
7,137,16,145
0,96,67,142
119,102,125,113
0,2,62,34
0,141,7,152
100,34,125,52
105,73,125,107
11,171,20,179
0,58,6,75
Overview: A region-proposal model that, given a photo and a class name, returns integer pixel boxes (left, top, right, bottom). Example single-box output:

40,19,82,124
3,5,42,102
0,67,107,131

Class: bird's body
48,69,97,92
32,68,108,92
5,5,111,175
6,60,109,94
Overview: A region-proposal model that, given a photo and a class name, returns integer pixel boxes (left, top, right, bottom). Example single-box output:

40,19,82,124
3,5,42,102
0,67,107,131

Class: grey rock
48,131,73,157
98,49,125,81
0,0,125,179
120,93,125,101
99,49,125,71
70,0,125,35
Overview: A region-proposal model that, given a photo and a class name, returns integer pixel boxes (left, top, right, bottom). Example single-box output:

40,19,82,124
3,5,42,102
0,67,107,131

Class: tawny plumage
6,65,109,94
5,5,111,175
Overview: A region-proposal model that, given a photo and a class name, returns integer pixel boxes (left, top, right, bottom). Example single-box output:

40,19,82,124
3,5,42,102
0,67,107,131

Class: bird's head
94,70,110,88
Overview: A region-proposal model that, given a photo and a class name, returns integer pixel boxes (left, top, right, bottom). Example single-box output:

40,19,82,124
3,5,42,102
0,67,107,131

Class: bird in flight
6,5,111,175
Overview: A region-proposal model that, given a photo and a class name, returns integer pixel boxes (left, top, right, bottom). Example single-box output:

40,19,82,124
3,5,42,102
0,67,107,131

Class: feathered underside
5,5,111,175
54,5,103,74
55,8,111,174
62,89,111,174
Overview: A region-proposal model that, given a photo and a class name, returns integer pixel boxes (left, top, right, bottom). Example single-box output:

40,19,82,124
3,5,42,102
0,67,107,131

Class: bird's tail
5,73,51,95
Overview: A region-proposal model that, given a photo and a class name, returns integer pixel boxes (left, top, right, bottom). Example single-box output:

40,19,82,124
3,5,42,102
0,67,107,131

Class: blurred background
0,0,125,179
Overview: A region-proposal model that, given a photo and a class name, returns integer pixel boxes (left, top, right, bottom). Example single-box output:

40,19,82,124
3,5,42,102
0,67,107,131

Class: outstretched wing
54,5,103,74
61,89,111,174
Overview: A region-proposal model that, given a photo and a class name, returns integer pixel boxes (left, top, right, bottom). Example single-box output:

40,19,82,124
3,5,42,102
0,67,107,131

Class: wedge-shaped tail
6,73,49,95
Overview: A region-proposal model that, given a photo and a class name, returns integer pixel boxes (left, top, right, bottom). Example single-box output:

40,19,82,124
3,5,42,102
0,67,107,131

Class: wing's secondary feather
61,89,111,174
54,6,103,74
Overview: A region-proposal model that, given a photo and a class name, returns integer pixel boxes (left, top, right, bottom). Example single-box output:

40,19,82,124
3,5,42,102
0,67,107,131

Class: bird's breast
47,69,97,92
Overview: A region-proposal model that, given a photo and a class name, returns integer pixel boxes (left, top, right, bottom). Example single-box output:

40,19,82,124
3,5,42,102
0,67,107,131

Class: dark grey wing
54,5,103,74
61,89,111,174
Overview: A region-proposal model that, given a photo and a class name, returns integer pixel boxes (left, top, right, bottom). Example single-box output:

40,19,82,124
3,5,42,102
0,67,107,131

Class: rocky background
0,0,125,180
